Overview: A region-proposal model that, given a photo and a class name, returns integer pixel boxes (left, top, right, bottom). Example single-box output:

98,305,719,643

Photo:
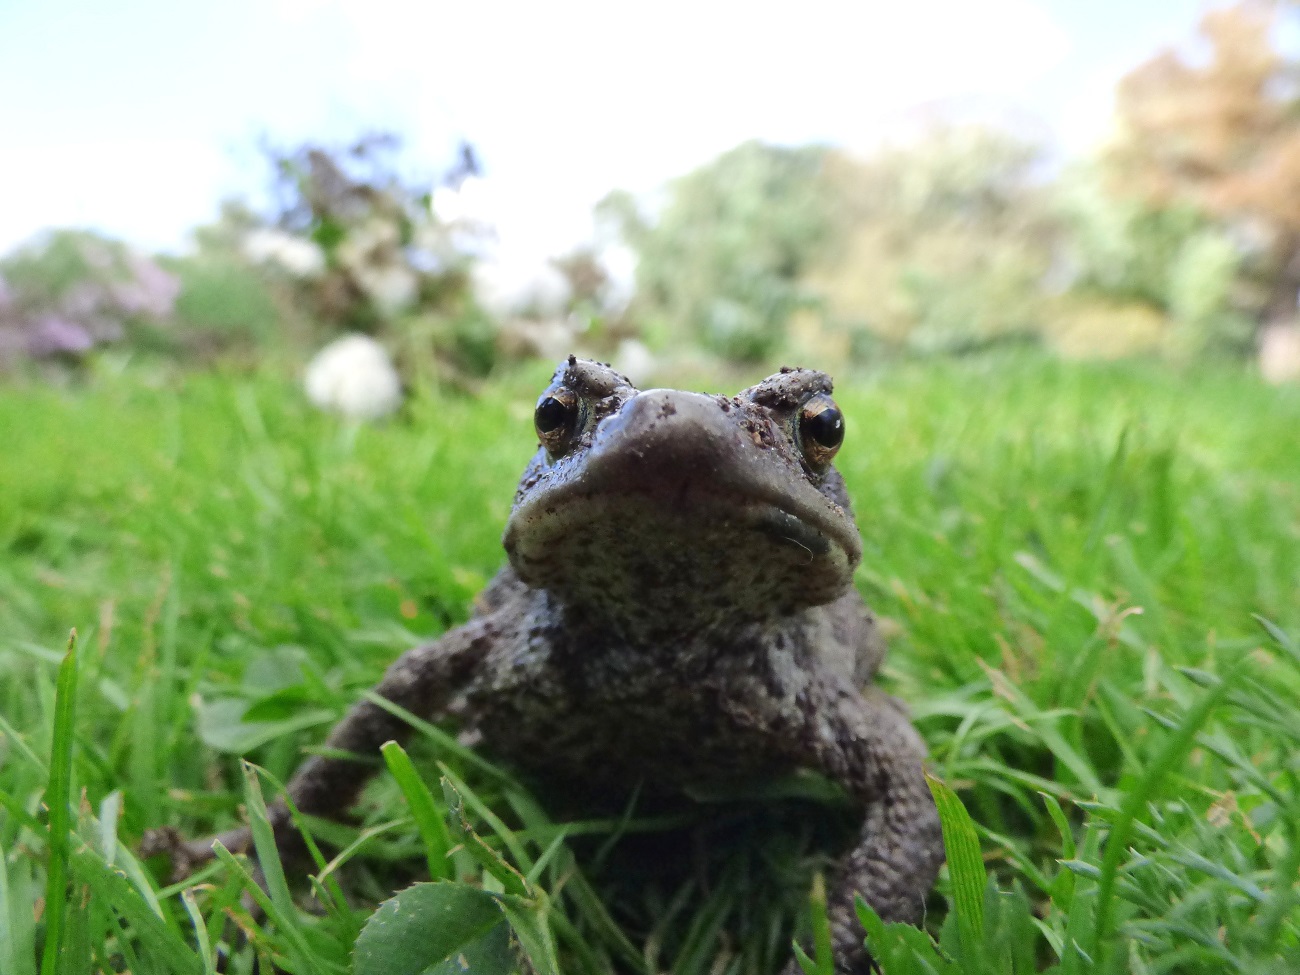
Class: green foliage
166,256,282,348
380,742,455,881
0,137,501,380
601,141,836,361
1056,172,1204,309
599,126,1061,363
1053,169,1253,357
597,111,1289,366
1166,230,1251,356
0,355,1297,973
604,126,1064,364
854,632,1300,974
813,126,1056,356
353,882,513,975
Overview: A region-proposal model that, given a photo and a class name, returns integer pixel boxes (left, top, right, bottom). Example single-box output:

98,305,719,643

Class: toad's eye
535,389,581,456
798,395,844,470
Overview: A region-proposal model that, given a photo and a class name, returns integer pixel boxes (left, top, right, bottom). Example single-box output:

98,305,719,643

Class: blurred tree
1052,166,1251,358
808,124,1056,355
599,141,837,361
1107,0,1300,337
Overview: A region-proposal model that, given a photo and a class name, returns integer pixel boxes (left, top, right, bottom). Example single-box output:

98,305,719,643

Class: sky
0,0,1222,284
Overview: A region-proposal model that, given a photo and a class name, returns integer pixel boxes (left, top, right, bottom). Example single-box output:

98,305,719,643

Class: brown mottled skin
150,357,944,973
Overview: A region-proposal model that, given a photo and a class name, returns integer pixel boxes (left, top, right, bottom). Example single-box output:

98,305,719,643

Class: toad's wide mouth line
504,483,859,566
748,506,832,556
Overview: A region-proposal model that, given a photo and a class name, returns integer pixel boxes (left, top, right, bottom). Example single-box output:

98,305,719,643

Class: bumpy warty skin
151,356,945,975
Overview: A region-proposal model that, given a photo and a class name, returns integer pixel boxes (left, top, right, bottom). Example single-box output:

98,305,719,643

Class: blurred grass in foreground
0,354,1296,973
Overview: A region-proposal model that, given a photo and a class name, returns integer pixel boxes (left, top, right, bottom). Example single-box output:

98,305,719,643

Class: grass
0,352,1297,973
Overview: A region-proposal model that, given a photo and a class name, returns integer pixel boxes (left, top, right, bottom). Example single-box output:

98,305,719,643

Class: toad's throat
503,487,854,624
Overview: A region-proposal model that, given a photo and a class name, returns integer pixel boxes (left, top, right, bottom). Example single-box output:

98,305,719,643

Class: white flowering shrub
265,141,475,316
242,228,326,279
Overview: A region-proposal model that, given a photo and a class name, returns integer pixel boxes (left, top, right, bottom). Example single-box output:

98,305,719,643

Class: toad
157,357,944,973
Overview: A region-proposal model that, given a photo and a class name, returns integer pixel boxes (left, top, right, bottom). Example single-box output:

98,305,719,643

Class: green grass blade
0,839,37,975
180,888,218,975
39,630,78,975
439,765,534,883
0,711,48,772
545,854,646,972
928,773,987,966
1253,614,1299,668
210,840,346,974
798,872,834,975
66,836,201,975
362,690,521,785
380,740,454,880
54,879,91,975
790,943,818,975
495,893,562,975
239,761,296,922
523,828,571,886
1090,678,1232,964
1254,788,1300,951
264,786,359,930
96,790,121,867
1040,793,1080,859
314,820,405,887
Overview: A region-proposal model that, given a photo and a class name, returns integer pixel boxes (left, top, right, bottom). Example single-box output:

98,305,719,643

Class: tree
808,123,1057,355
599,141,837,362
1107,0,1300,332
1052,163,1251,359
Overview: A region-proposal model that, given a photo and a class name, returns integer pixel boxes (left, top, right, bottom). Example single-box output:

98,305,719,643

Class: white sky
0,0,1214,284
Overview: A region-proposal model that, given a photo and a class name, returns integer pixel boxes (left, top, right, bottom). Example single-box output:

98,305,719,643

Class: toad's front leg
142,614,503,875
800,683,945,974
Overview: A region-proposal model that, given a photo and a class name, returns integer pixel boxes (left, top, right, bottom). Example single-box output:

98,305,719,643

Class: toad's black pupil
804,408,844,448
535,396,573,433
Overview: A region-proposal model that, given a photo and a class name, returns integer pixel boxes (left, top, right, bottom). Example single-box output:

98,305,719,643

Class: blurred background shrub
3,0,1300,386
0,231,179,370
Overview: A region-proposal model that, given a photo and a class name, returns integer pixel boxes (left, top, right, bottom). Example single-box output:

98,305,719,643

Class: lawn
0,353,1296,974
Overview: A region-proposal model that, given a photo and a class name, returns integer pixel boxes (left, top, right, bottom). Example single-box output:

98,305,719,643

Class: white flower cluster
243,229,327,279
304,333,403,420
334,220,418,315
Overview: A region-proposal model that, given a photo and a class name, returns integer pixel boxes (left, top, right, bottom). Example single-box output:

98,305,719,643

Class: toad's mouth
748,505,833,557
507,483,837,558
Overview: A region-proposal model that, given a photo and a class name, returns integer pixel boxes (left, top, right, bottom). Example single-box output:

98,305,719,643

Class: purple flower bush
0,230,180,369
